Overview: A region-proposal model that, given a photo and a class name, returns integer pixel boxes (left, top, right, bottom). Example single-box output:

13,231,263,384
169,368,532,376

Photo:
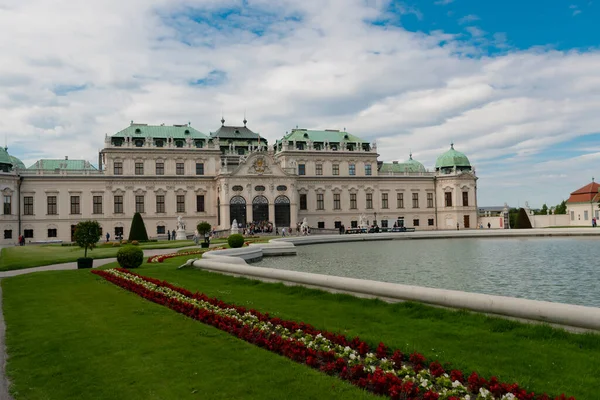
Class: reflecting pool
254,237,600,307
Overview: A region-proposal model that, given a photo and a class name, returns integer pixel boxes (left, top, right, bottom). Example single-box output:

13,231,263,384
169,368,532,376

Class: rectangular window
445,192,452,207
332,164,339,175
334,221,342,229
196,195,205,212
413,219,420,227
351,220,358,228
48,228,57,238
381,193,388,209
114,195,123,214
428,218,434,226
299,194,307,210
135,195,145,213
156,162,164,175
381,220,388,228
157,226,165,234
298,164,306,175
316,193,324,210
412,193,419,208
23,196,34,215
114,162,123,175
570,211,574,221
316,164,323,175
350,193,357,209
196,163,204,175
70,196,80,214
365,164,372,176
349,164,356,176
24,229,34,238
93,196,103,214
176,163,184,175
427,193,434,208
4,230,12,239
333,193,341,210
366,193,373,209
462,191,469,207
177,195,185,213
156,195,165,213
317,221,325,229
135,162,144,175
584,210,589,220
47,196,57,215
3,195,11,215
397,193,404,209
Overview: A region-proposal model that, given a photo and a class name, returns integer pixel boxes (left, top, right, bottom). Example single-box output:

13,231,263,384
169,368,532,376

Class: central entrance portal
252,195,269,223
274,195,291,228
230,196,247,226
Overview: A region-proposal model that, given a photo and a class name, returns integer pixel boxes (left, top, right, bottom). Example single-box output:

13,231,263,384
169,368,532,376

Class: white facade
0,124,479,244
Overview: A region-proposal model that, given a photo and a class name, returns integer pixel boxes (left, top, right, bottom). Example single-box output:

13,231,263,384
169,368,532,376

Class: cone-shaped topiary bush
228,233,245,248
514,207,532,229
128,212,149,241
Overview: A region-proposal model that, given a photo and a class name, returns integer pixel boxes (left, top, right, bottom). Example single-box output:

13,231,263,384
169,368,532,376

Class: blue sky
0,0,599,207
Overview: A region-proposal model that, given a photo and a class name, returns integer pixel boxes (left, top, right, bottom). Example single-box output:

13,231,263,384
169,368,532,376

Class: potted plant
197,221,212,248
73,220,102,269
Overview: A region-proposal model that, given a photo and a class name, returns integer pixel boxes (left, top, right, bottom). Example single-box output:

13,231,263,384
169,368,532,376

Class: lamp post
374,211,377,227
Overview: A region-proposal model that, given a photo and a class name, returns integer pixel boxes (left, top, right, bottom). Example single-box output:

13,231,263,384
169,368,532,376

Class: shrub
228,234,245,248
514,207,533,229
131,240,139,245
112,242,121,247
128,212,149,241
197,221,212,244
73,220,102,258
116,245,144,269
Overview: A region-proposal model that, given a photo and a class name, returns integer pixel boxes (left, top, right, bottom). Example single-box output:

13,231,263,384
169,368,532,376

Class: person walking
487,222,491,229
172,229,176,240
167,230,171,241
106,232,110,243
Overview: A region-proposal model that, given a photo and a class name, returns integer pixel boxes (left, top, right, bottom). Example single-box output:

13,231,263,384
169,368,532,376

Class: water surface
254,238,600,307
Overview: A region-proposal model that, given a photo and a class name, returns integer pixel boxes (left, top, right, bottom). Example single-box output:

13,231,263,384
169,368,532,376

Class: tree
555,200,567,214
128,212,149,241
74,220,102,258
514,207,533,229
197,221,211,243
538,203,548,215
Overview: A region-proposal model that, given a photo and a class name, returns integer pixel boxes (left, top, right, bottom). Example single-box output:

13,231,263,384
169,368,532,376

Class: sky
1,0,599,208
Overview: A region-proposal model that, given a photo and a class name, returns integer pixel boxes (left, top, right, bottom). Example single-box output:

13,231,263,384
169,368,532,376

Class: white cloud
458,14,480,24
434,0,455,5
0,0,599,208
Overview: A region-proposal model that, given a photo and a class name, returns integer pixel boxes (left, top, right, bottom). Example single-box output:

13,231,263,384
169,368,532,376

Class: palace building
0,119,478,244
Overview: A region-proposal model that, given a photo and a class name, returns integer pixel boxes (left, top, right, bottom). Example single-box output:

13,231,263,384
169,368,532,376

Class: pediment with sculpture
229,152,288,177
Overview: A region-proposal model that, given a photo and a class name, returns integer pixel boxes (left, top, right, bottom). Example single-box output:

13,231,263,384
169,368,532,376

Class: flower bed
91,268,574,400
147,250,207,263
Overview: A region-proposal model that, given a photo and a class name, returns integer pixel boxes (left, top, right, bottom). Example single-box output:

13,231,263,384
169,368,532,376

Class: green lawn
3,255,599,399
0,237,269,271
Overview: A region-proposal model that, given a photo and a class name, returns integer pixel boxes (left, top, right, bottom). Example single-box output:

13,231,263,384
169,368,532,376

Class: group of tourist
243,221,273,235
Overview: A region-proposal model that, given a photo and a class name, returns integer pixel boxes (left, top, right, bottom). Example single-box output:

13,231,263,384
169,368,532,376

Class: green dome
435,143,471,170
0,147,11,166
404,153,426,172
9,155,25,170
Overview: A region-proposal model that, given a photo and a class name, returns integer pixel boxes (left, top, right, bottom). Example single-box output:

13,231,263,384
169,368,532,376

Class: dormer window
296,143,304,150
235,129,240,134
303,133,309,139
175,140,184,148
344,134,349,140
135,128,141,134
184,129,190,134
134,139,144,147
155,139,164,147
195,140,204,148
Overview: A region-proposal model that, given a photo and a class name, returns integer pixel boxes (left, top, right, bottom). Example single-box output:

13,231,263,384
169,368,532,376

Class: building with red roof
566,180,600,225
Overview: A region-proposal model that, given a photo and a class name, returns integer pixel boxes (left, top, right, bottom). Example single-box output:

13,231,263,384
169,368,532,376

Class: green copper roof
9,155,26,170
0,147,11,165
280,129,369,144
435,144,471,169
28,159,98,171
380,154,426,173
113,124,209,139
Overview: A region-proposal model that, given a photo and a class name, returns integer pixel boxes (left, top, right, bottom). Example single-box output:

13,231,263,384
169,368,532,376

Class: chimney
65,156,68,160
